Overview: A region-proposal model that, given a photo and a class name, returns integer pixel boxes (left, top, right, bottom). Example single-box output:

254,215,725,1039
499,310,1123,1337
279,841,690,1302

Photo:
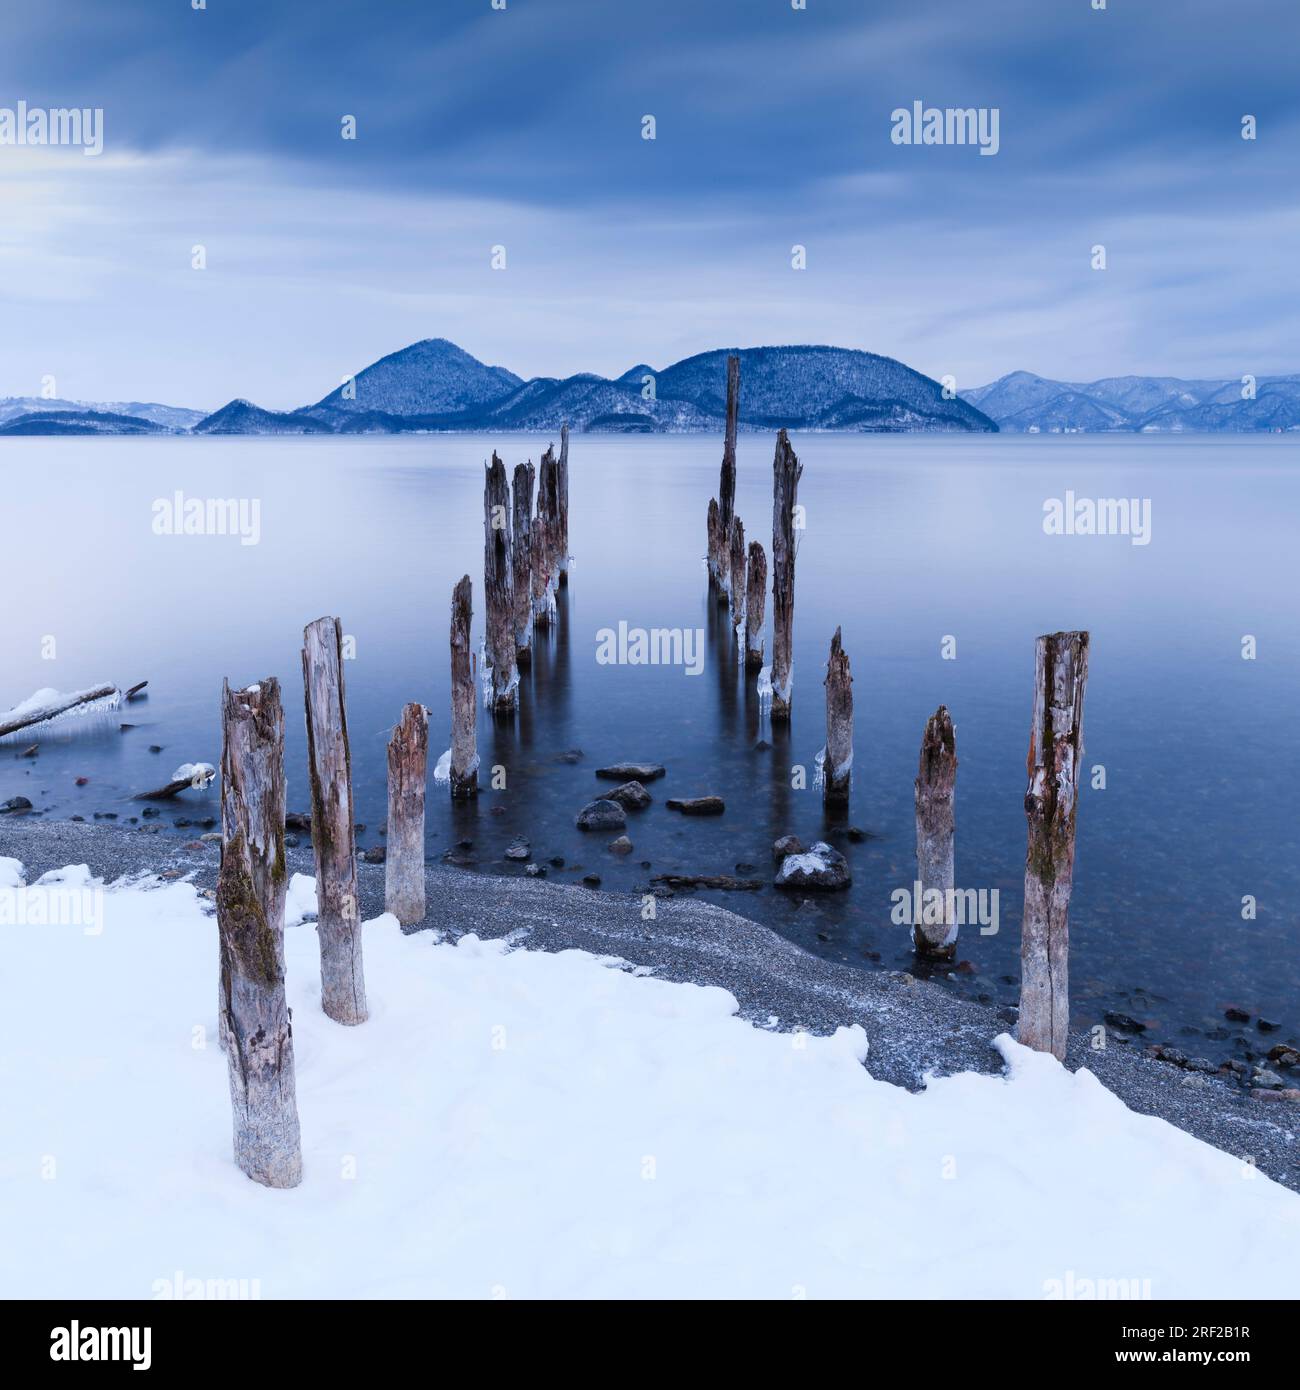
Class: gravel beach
4,815,1297,1193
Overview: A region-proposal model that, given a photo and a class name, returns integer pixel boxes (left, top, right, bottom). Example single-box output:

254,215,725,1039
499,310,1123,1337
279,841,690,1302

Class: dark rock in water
355,823,367,833
1224,1006,1251,1023
457,838,473,850
1105,1011,1146,1034
504,838,530,861
95,811,118,821
846,826,870,842
554,749,584,764
362,845,386,864
606,780,652,810
576,799,626,831
595,762,666,782
70,814,84,822
525,862,546,877
666,796,725,816
735,862,756,874
175,818,191,828
1251,1067,1286,1091
285,811,312,831
548,856,565,868
582,873,602,887
609,835,633,855
443,848,476,867
284,834,300,848
199,818,216,828
816,931,832,942
490,805,507,816
772,835,806,862
1266,1045,1299,1067
1,796,33,813
774,842,850,891
1184,1056,1218,1075
149,745,163,753
1147,1043,1188,1067
119,723,135,731
75,776,89,785
1257,1018,1280,1033
649,872,763,891
141,807,159,819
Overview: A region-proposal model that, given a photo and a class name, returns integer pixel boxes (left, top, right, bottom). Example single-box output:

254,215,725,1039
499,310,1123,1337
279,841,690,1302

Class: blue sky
1,0,1296,409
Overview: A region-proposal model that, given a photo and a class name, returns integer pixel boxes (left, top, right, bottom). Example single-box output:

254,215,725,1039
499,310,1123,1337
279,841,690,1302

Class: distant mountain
303,338,524,426
0,409,169,436
0,396,204,431
280,339,993,435
192,400,334,435
964,370,1300,432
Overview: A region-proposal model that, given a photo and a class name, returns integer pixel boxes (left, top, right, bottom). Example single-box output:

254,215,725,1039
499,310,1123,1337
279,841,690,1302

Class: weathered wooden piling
385,701,429,925
532,445,559,628
770,428,802,721
1019,631,1089,1061
717,354,740,600
706,497,723,588
483,453,518,711
450,575,478,798
729,516,746,631
913,706,957,960
511,460,535,664
823,628,853,808
217,676,302,1188
557,421,571,586
301,615,367,1025
744,541,766,671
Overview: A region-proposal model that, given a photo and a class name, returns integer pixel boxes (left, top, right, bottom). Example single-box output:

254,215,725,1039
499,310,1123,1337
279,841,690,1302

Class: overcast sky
1,0,1296,410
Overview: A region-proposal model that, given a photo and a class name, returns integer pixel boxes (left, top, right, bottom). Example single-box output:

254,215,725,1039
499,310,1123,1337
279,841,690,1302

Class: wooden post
706,497,722,588
823,627,852,808
385,701,429,925
217,677,302,1188
744,541,766,671
913,706,957,960
728,516,746,631
450,575,478,798
717,354,740,600
511,460,535,665
1019,631,1089,1061
557,421,570,586
770,428,802,721
483,453,518,711
301,615,367,1025
533,446,559,629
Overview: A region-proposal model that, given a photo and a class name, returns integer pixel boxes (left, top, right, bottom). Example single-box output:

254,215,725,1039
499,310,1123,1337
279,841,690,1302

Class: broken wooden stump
511,460,536,665
301,615,367,1025
385,701,429,925
533,445,560,628
717,353,740,600
706,497,723,588
217,677,302,1189
744,541,766,671
557,421,571,586
913,706,957,960
1019,631,1089,1061
483,453,518,712
728,516,746,632
823,628,852,809
770,429,802,721
450,575,479,799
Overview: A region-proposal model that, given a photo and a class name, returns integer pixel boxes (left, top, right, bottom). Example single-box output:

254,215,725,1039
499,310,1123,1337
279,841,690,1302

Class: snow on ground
2,866,1298,1300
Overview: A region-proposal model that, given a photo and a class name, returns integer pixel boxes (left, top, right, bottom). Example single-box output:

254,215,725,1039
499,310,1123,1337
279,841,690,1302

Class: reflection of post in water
707,587,739,732
531,583,574,741
768,714,792,832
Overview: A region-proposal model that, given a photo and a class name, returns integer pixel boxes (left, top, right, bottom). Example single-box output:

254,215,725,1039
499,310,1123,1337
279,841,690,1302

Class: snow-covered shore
2,841,1298,1300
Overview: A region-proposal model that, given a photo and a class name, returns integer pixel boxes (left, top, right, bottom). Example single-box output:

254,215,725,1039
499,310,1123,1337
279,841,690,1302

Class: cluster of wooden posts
217,430,576,1188
705,356,1090,1064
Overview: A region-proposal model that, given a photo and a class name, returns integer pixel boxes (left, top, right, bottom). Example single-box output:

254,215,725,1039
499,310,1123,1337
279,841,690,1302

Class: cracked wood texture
914,705,958,959
770,428,802,721
1019,631,1089,1061
483,453,518,711
385,701,429,925
706,496,722,589
217,677,302,1188
557,421,570,585
532,445,559,628
302,615,367,1025
823,627,852,809
744,540,766,670
717,353,740,600
511,460,535,664
728,515,746,631
450,575,478,798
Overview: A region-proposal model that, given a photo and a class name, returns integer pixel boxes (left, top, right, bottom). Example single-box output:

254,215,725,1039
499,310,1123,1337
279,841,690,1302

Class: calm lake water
3,433,1298,1059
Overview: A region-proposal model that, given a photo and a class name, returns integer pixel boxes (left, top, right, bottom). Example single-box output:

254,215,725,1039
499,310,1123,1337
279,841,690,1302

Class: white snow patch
169,762,216,788
2,868,1298,1299
0,857,24,889
285,873,318,927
